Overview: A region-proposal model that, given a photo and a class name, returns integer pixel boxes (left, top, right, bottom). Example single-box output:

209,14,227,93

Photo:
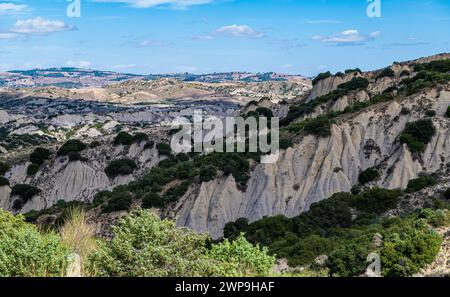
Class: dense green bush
144,140,155,150
102,191,133,212
345,68,362,74
105,159,138,178
337,77,370,92
351,188,401,214
114,132,134,145
312,71,332,85
0,176,9,186
199,165,217,182
446,106,450,118
0,209,69,277
0,161,9,176
87,210,275,277
142,192,164,209
57,139,87,157
443,188,450,200
27,163,40,176
327,241,370,277
425,110,436,117
303,115,332,137
358,168,380,185
402,70,450,95
11,184,41,201
400,70,410,77
414,59,450,73
399,119,436,153
381,220,442,276
156,143,172,156
114,132,149,146
405,175,437,193
29,147,52,166
376,68,395,79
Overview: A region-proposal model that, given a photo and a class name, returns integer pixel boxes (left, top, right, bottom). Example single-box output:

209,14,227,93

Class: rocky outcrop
1,137,161,213
176,86,450,239
308,72,360,101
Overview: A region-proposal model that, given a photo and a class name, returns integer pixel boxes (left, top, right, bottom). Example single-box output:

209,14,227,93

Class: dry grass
59,208,98,276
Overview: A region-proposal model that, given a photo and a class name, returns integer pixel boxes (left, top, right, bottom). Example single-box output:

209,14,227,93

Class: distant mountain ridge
0,68,306,88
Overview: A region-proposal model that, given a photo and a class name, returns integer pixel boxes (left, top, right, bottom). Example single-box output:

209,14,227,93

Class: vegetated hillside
1,54,450,277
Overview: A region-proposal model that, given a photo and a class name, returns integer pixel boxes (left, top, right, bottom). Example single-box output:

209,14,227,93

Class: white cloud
11,17,75,35
213,25,264,38
66,60,92,68
0,3,30,14
93,0,215,9
137,39,171,47
0,32,18,40
312,29,380,46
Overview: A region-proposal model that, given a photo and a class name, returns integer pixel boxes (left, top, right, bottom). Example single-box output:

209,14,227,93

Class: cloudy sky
0,0,449,75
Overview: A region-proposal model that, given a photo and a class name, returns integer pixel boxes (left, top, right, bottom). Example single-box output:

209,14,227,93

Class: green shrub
27,163,40,176
303,115,332,137
399,119,436,153
327,242,370,277
29,147,51,166
0,209,69,277
89,140,101,148
0,176,9,186
87,210,274,277
114,132,134,145
142,193,164,209
377,68,395,79
381,220,442,277
279,138,293,149
0,161,10,176
102,191,133,213
446,106,450,118
57,139,87,156
144,140,155,150
352,188,401,214
337,77,370,92
67,151,84,162
312,71,332,85
156,143,172,156
208,234,275,276
414,59,450,73
443,188,450,200
405,175,437,193
400,70,410,77
199,165,217,182
358,168,379,185
133,132,148,143
351,184,362,195
114,132,148,146
425,110,436,117
105,159,138,178
11,184,41,201
345,68,362,74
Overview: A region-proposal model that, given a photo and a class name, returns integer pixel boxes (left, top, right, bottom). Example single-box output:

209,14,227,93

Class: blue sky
0,0,449,76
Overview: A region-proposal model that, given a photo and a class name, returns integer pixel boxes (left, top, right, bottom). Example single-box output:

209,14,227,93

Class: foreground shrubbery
86,209,275,277
0,209,69,277
0,208,275,277
224,187,445,276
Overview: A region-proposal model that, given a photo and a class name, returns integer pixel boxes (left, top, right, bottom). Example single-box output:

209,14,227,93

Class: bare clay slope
175,55,450,239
